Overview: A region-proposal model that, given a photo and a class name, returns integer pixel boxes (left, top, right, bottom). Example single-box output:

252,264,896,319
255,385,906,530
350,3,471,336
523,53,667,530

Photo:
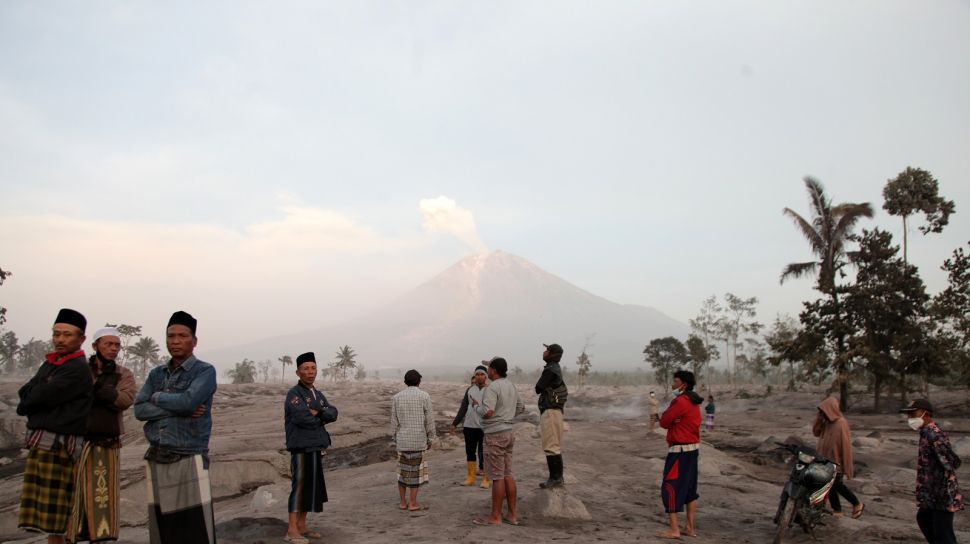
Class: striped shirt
390,387,436,452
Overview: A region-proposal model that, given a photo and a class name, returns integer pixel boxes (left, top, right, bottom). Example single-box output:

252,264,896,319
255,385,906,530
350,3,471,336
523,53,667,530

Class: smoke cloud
419,196,487,253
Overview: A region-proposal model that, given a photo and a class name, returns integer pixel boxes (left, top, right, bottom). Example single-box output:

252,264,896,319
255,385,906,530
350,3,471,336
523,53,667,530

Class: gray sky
1,1,968,352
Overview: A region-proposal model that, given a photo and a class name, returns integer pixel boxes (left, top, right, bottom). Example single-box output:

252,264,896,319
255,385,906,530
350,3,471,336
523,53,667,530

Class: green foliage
883,167,955,261
931,242,970,386
643,336,690,391
685,335,708,383
764,315,802,391
227,358,257,384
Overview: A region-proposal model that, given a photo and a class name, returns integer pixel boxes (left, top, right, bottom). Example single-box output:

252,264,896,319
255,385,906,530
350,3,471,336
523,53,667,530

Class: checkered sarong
397,450,429,488
19,445,76,534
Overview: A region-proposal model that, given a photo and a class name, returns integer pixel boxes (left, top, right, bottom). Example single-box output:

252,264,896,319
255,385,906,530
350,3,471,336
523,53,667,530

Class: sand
0,379,967,543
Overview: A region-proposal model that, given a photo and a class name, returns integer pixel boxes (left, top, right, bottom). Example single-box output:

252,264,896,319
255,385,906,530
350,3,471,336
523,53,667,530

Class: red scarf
45,350,86,366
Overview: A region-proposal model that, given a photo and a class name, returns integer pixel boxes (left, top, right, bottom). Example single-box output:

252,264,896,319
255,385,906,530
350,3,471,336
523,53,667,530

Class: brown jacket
86,356,137,442
813,396,854,478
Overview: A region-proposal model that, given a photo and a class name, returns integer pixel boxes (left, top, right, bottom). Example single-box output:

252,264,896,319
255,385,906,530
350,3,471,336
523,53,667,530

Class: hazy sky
1,1,968,352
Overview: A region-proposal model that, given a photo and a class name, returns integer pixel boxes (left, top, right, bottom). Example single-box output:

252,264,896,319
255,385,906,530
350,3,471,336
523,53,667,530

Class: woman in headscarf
813,396,864,519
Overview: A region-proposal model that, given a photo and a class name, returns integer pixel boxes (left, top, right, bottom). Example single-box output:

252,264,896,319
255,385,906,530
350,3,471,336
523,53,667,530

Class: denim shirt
134,355,217,455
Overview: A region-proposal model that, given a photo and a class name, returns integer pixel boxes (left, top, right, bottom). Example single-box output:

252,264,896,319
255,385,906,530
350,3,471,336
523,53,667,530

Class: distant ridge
206,251,688,372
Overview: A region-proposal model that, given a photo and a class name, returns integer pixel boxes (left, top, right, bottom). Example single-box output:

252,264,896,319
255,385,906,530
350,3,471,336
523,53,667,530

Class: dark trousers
828,473,860,513
463,427,485,468
917,508,956,544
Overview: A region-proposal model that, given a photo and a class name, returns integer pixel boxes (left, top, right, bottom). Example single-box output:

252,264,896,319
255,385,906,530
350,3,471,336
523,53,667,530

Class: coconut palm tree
781,177,873,410
127,336,161,380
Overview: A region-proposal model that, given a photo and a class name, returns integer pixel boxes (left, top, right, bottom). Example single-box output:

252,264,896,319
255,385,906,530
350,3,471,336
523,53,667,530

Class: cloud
419,196,487,253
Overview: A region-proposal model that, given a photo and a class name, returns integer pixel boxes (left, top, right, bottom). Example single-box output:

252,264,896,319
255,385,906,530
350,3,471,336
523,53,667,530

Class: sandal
852,503,865,519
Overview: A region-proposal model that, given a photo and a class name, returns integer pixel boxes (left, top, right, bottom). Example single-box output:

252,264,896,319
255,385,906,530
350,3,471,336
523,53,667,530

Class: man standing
657,370,703,539
17,309,93,544
472,357,525,526
390,369,436,513
284,352,338,544
535,343,567,489
66,327,137,544
134,311,217,544
451,365,490,489
900,399,963,544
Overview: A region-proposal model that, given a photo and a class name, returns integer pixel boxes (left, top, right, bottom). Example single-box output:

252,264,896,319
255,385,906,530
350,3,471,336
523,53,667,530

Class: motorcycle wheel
771,499,798,544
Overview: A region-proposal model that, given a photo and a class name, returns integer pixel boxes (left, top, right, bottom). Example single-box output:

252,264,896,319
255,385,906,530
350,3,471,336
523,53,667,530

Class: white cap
93,327,121,342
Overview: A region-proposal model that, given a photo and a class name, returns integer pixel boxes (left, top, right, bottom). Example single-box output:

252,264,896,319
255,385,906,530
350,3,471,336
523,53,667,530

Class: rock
522,487,592,520
860,484,880,495
866,430,883,439
215,517,288,542
0,457,11,466
852,437,882,449
249,484,289,512
952,437,970,459
756,436,783,453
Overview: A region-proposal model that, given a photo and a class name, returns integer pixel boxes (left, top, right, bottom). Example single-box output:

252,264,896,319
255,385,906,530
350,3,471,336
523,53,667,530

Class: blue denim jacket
134,355,217,455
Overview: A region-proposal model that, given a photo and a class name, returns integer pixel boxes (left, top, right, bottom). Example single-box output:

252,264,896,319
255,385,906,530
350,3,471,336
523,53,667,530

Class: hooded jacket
659,390,704,447
813,396,854,478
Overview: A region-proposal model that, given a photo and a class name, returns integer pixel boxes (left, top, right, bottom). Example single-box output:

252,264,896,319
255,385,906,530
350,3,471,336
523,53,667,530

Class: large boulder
952,437,970,459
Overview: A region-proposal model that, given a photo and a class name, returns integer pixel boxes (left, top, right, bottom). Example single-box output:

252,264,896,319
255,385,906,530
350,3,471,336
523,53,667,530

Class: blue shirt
134,355,217,455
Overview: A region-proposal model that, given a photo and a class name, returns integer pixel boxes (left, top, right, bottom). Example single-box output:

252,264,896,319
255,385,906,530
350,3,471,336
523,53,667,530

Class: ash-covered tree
689,295,723,383
0,330,18,374
127,336,161,379
843,229,933,409
644,337,690,392
882,167,955,263
717,293,761,386
781,177,873,410
685,335,709,385
330,345,357,381
278,355,293,383
576,350,592,389
355,364,367,381
257,359,272,382
931,242,970,387
227,358,257,384
0,266,11,326
104,323,142,369
764,315,803,391
17,338,51,374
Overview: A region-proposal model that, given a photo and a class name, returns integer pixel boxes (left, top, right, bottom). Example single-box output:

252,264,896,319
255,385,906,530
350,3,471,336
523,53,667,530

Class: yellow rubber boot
480,473,490,489
462,461,476,486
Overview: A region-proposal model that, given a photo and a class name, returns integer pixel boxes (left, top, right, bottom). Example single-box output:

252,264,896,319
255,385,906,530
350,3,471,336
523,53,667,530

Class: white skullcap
93,327,121,342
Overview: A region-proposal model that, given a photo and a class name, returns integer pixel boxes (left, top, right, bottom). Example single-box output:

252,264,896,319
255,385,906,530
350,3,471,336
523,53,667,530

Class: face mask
908,417,924,431
673,389,683,397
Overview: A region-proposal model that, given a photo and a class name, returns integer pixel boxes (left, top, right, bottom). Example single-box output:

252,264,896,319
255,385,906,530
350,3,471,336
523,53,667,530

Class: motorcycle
771,442,838,543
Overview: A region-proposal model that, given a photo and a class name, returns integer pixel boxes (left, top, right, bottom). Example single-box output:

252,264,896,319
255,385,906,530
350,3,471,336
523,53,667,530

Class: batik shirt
916,422,964,512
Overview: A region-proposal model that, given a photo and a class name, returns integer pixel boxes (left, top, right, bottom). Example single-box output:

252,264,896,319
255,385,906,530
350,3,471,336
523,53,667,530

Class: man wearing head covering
451,364,490,488
390,369,436,513
16,308,94,544
472,357,525,526
283,352,338,543
535,343,568,489
900,399,963,544
134,311,217,544
65,327,137,544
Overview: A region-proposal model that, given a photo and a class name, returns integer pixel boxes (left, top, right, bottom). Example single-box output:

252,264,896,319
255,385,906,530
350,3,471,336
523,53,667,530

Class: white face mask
908,417,924,431
673,389,683,397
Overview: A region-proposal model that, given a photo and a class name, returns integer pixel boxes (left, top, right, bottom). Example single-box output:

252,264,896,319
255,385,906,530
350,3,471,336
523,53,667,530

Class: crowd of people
12,308,965,543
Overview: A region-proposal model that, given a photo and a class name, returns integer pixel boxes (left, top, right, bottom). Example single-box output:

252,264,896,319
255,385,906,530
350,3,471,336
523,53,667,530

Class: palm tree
279,355,293,383
127,336,161,380
331,345,357,381
781,177,873,410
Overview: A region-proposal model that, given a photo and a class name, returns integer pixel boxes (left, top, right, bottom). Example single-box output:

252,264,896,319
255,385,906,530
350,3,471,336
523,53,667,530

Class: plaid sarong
397,450,429,488
288,451,328,513
66,443,120,543
19,445,76,535
146,455,216,544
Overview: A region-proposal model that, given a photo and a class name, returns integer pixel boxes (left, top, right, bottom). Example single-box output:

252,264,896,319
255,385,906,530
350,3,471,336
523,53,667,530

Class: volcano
206,251,688,372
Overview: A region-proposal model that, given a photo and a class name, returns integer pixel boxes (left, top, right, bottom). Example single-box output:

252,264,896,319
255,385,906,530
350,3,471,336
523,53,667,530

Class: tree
127,336,161,379
882,167,956,262
931,242,970,387
330,345,357,381
355,364,367,381
781,177,873,410
17,338,51,374
764,315,802,391
0,266,11,326
278,355,293,383
0,330,18,374
227,358,257,384
576,350,592,389
104,323,143,369
257,359,272,383
843,229,933,409
643,337,690,392
719,293,762,386
685,335,709,385
688,295,723,385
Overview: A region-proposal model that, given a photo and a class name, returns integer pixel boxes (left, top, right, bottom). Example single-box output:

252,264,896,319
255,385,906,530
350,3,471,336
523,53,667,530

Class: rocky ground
0,378,968,543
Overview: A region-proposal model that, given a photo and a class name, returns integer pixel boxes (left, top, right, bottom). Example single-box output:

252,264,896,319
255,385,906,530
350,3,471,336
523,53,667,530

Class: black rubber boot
540,455,565,488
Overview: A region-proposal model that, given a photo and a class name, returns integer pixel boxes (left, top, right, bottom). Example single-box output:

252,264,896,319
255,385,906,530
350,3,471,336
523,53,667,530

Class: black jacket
284,382,338,452
17,354,94,436
535,361,568,413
